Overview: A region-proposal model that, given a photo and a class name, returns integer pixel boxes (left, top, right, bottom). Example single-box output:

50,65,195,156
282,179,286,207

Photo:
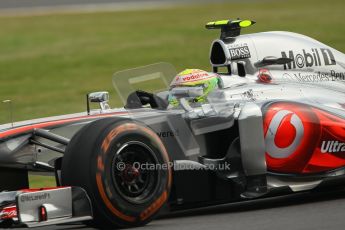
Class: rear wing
206,19,255,39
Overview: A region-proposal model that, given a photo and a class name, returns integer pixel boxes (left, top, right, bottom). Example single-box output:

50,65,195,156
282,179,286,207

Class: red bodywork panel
0,205,17,220
264,102,345,174
0,111,128,140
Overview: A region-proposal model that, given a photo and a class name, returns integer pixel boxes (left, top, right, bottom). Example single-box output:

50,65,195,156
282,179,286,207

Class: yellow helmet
169,69,219,105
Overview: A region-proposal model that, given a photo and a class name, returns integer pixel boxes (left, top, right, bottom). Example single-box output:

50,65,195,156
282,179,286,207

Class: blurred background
0,0,344,124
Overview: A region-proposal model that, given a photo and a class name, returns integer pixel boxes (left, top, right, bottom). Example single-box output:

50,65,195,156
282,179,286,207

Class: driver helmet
169,69,219,106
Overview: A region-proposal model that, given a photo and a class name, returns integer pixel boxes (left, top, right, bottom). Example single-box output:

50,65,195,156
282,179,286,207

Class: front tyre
61,118,172,228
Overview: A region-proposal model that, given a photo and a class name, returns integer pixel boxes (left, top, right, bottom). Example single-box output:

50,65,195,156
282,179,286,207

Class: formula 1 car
0,19,345,228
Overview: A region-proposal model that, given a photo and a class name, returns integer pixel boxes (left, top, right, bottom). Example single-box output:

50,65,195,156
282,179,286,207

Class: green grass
29,174,56,188
1,0,344,187
0,0,345,123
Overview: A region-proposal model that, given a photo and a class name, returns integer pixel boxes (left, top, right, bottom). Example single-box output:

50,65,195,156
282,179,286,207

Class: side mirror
88,91,109,103
86,91,110,114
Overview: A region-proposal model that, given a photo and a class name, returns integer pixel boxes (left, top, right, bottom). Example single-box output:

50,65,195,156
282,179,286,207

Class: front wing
0,187,92,228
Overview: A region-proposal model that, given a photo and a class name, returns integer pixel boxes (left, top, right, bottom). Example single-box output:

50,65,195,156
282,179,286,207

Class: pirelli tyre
61,118,172,228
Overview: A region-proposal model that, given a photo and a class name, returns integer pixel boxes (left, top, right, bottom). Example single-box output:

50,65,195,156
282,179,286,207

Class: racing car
0,19,345,228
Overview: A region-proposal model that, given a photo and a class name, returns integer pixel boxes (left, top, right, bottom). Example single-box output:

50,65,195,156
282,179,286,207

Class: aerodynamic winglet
205,19,255,39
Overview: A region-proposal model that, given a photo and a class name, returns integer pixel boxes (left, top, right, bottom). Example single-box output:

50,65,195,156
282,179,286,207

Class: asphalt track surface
0,0,228,16
0,0,204,9
12,189,345,230
0,0,232,17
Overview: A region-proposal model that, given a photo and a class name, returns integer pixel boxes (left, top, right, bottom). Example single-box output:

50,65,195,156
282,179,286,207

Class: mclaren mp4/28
0,19,345,228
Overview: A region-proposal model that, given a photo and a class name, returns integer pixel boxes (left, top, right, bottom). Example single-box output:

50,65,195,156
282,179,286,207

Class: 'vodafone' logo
265,110,304,158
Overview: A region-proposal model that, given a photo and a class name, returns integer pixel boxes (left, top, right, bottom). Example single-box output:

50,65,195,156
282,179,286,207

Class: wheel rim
111,141,160,204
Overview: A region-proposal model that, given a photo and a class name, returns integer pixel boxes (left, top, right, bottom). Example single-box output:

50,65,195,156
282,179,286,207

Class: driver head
169,69,219,106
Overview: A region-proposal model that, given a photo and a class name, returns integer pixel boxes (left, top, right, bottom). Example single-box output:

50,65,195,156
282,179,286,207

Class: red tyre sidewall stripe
96,122,172,223
96,173,136,222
